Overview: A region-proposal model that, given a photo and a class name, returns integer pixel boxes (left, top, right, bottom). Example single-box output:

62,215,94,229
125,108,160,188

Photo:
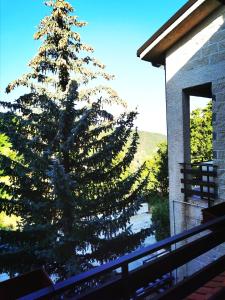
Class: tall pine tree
0,0,150,278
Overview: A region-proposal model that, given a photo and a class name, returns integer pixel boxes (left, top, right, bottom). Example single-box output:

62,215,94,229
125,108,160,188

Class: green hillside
134,131,166,167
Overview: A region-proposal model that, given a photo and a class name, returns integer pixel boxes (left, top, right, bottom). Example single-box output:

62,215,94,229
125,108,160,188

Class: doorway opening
184,82,213,164
181,83,216,204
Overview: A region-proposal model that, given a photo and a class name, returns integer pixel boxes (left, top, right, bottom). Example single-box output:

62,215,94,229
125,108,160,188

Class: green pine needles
0,0,150,279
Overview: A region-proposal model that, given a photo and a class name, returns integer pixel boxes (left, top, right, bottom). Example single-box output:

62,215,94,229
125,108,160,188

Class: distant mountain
134,131,167,167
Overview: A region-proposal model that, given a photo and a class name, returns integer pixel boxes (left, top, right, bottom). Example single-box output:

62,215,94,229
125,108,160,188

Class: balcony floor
184,271,225,300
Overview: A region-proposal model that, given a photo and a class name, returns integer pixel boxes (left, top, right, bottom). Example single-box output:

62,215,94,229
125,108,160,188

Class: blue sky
0,0,187,134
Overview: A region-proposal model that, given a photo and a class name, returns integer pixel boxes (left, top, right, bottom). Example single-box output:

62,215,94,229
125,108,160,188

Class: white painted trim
140,0,206,59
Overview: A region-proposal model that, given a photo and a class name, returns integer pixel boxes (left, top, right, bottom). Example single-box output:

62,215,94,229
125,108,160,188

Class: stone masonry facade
165,5,225,279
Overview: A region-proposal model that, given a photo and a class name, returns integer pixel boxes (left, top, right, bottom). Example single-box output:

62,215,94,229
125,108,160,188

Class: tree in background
0,134,20,230
147,101,212,199
146,143,170,241
151,199,170,241
0,0,150,278
148,102,212,241
150,142,168,197
190,101,212,163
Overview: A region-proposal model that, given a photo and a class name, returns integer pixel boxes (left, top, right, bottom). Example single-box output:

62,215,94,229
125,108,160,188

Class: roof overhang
137,0,225,67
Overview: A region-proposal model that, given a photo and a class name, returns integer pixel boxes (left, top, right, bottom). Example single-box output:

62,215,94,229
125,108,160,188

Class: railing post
122,264,130,300
183,163,188,201
207,165,211,207
200,164,204,200
214,165,218,201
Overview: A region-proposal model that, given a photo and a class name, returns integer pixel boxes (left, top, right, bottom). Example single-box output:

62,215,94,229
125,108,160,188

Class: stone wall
165,5,225,279
213,77,225,200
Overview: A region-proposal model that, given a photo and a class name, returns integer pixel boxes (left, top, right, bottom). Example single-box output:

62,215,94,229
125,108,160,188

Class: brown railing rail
180,162,217,206
19,215,225,300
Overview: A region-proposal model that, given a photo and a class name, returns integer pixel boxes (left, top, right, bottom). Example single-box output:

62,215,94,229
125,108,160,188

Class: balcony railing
180,162,217,206
18,215,225,300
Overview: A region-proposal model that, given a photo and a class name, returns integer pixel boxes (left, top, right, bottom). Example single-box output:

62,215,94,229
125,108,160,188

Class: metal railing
19,215,225,300
180,162,217,206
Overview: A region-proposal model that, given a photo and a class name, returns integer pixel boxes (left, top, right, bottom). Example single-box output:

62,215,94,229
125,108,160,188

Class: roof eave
138,0,224,66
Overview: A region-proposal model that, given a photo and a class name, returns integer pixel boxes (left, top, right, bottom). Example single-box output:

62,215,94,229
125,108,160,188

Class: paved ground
184,271,225,300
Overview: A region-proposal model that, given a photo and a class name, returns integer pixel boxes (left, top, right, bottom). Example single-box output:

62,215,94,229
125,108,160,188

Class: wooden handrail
19,215,225,300
179,162,217,167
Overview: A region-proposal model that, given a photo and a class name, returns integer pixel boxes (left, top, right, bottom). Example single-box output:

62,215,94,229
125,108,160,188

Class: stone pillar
166,86,191,237
182,92,191,163
212,78,225,201
166,84,192,281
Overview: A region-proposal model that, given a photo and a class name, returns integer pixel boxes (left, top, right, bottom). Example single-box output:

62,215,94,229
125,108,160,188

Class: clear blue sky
0,0,187,134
